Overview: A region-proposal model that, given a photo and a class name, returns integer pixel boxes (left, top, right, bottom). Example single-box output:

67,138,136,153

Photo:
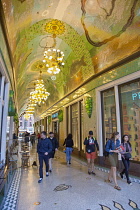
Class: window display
102,88,117,145
71,103,78,148
119,79,140,161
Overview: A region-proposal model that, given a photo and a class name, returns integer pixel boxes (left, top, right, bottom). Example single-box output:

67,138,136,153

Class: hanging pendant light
30,72,50,105
43,48,64,75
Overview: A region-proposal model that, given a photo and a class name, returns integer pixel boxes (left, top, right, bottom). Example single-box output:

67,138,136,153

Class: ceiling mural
1,0,140,115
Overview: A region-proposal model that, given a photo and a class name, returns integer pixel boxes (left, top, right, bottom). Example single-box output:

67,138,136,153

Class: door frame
96,71,140,157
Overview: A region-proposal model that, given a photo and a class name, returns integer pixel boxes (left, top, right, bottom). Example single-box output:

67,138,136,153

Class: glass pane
102,88,117,145
66,106,69,135
119,79,140,162
80,101,84,150
71,103,78,148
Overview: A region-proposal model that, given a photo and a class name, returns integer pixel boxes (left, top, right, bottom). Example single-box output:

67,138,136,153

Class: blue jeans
38,154,49,178
66,147,73,163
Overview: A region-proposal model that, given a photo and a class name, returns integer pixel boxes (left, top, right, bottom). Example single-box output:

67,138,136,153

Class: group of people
37,130,132,191
23,131,37,145
37,131,58,183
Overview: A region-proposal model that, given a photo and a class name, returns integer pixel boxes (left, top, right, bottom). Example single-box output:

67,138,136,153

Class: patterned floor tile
2,168,21,210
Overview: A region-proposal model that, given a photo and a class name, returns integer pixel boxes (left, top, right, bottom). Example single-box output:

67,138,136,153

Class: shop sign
52,112,58,119
132,92,140,100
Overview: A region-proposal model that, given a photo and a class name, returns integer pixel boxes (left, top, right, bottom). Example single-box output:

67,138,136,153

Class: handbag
124,153,131,159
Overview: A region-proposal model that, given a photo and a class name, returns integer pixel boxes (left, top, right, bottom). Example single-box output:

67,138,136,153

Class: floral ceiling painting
1,0,140,115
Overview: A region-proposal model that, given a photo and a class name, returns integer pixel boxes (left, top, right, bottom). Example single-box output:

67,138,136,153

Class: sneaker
69,162,71,164
38,178,43,183
91,171,96,175
46,172,49,177
49,169,52,173
120,172,123,179
127,180,132,185
88,171,91,175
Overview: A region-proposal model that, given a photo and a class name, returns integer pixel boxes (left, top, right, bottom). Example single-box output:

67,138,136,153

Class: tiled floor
3,143,140,210
2,168,21,210
16,144,140,210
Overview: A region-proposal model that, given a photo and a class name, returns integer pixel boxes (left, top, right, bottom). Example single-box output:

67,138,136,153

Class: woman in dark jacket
63,134,74,164
84,131,99,175
120,135,132,185
105,132,121,190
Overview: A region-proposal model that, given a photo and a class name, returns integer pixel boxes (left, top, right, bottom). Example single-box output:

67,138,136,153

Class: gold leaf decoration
45,19,65,35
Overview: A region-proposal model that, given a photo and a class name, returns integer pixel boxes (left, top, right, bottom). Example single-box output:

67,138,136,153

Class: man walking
48,132,59,172
37,131,52,183
84,131,99,175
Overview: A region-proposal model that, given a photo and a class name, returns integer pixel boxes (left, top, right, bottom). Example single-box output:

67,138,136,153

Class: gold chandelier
41,20,66,77
43,48,64,75
22,72,50,117
30,75,50,105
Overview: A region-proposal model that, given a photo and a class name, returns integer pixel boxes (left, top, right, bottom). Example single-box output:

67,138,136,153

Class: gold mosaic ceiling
1,0,140,115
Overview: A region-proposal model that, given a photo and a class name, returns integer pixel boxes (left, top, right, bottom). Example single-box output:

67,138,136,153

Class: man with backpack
48,132,59,172
84,131,99,175
37,131,52,183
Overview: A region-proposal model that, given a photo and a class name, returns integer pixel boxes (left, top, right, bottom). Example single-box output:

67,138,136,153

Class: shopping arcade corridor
2,141,140,210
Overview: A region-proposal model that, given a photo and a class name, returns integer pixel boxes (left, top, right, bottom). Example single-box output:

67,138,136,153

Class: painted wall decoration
1,0,140,115
58,110,63,122
48,116,51,125
8,90,15,116
85,97,93,118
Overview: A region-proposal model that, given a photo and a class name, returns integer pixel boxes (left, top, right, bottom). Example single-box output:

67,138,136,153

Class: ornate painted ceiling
1,0,140,115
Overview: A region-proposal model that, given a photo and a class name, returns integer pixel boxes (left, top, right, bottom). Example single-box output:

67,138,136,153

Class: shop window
80,101,84,150
66,106,69,135
119,79,140,161
101,88,117,146
71,103,78,148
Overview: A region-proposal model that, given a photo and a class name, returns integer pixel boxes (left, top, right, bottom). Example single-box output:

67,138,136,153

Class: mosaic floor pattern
2,168,21,210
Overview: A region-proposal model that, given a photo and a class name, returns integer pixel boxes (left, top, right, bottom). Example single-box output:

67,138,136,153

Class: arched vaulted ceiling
1,0,140,116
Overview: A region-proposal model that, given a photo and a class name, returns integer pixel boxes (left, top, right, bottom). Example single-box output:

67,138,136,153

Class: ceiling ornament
45,19,65,36
40,19,66,79
31,61,46,71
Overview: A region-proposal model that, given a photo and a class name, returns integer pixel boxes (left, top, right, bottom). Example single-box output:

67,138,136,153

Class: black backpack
103,140,112,158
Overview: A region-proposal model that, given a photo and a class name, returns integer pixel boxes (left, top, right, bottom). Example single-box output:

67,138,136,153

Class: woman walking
84,131,99,175
120,135,132,185
105,132,121,190
63,134,74,164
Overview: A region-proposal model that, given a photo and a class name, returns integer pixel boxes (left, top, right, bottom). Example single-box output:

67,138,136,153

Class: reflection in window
71,103,78,148
80,101,84,150
119,80,140,161
102,88,117,145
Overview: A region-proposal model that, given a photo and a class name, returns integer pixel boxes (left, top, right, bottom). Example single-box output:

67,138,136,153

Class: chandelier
43,48,64,75
30,76,50,105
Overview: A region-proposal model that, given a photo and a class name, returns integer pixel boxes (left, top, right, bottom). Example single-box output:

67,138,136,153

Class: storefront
52,112,59,141
0,56,10,163
65,100,84,154
96,71,140,163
